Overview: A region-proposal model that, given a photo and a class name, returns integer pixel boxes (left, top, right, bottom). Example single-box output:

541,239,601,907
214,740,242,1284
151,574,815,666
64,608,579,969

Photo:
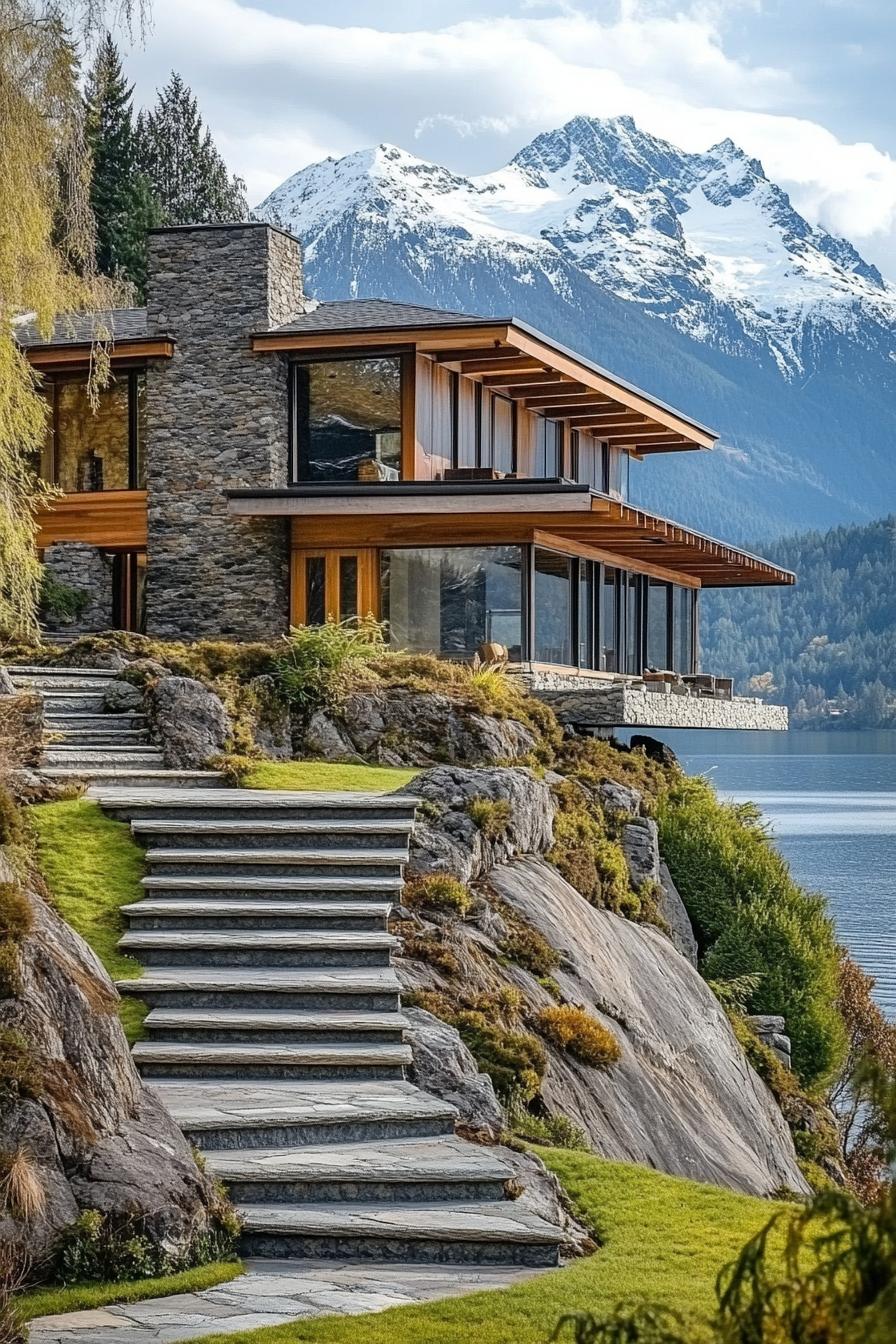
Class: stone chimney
144,222,304,640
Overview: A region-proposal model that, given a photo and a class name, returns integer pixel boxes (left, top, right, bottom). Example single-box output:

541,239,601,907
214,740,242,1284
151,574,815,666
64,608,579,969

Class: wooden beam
565,416,655,433
27,338,174,370
524,396,617,415
252,323,513,354
458,356,545,376
532,530,700,587
434,344,512,363
35,490,147,549
480,371,577,390
606,435,687,449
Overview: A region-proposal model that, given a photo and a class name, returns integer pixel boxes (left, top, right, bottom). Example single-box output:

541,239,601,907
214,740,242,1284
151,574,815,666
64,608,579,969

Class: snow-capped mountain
258,115,896,539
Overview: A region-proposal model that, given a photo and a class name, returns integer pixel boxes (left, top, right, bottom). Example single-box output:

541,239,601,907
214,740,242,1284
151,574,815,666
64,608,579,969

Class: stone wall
531,679,789,731
144,223,303,641
42,542,113,633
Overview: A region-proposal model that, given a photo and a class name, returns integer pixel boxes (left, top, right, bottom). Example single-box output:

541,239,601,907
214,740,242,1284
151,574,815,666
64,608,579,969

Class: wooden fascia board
457,356,545,375
508,326,716,449
480,371,577,390
27,338,174,369
250,323,513,354
532,529,700,587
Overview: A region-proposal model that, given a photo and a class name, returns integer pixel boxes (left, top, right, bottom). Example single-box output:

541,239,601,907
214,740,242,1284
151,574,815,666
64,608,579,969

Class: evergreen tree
136,72,247,227
83,34,160,297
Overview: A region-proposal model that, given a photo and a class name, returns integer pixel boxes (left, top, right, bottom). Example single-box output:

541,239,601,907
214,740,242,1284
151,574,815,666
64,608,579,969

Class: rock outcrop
0,865,230,1269
400,766,555,884
147,676,231,770
403,1007,504,1138
302,688,538,767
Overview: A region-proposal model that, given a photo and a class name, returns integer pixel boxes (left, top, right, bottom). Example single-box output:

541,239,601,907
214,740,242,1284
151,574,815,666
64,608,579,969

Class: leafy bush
466,797,512,840
499,906,561,976
0,1029,39,1100
0,880,33,998
395,925,460,977
452,1009,546,1099
548,780,638,916
535,1005,621,1067
38,572,88,624
56,1204,239,1286
505,1088,590,1151
274,618,386,717
403,874,472,918
658,775,845,1087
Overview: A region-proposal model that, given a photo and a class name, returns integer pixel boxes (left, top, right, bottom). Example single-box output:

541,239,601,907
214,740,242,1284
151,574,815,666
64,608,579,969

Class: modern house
21,221,792,729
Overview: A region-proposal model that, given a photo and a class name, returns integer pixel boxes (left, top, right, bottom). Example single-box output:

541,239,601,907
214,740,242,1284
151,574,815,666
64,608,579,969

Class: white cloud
126,0,896,276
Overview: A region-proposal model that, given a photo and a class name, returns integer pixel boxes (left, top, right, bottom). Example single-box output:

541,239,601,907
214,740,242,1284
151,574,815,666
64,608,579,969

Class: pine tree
84,34,161,297
136,72,247,227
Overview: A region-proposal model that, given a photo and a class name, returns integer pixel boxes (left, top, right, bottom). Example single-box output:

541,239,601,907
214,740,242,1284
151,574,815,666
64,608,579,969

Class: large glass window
533,549,573,665
623,571,641,674
578,560,595,668
646,579,671,669
601,566,620,671
38,372,145,492
381,547,523,660
673,586,696,673
292,357,402,483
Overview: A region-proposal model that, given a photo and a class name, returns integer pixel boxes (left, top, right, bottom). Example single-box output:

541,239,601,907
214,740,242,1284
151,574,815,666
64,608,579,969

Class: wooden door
290,549,378,627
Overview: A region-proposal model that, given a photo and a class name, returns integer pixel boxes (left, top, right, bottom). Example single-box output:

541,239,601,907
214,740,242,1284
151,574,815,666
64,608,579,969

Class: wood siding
36,490,147,549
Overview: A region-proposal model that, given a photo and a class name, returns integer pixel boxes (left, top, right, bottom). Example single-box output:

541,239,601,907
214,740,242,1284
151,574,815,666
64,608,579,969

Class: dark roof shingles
16,308,148,349
272,298,493,335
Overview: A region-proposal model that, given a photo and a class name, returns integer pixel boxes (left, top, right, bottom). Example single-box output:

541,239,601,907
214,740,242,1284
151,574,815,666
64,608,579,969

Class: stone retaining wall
531,679,788,731
42,541,113,633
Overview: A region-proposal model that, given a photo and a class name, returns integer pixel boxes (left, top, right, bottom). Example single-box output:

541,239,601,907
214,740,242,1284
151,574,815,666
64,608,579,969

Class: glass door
291,549,376,626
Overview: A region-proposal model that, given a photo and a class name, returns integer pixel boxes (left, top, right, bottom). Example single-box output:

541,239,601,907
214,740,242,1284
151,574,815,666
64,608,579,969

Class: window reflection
36,373,144,492
293,358,402,483
381,547,522,660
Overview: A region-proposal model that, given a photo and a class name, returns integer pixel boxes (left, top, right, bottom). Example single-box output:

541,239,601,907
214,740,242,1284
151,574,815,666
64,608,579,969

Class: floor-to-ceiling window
646,578,671,669
533,549,573,665
36,371,146,492
381,547,523,660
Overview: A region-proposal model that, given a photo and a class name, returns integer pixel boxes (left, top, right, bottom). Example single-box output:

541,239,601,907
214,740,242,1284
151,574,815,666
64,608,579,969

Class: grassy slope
30,798,148,1042
181,1148,784,1344
246,761,419,792
18,1262,244,1324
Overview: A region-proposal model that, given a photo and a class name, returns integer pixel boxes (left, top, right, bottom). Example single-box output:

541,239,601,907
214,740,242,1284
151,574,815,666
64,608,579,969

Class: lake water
634,730,896,1019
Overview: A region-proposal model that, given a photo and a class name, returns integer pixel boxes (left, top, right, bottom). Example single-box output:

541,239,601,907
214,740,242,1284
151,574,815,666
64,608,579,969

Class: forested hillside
701,517,896,728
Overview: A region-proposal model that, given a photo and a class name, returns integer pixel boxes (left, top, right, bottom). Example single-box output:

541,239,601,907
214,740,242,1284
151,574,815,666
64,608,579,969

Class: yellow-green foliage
659,775,845,1087
0,1027,39,1099
504,1089,590,1151
17,1261,244,1326
30,800,147,1042
177,1151,788,1344
556,735,670,810
395,925,460,978
548,780,637,916
451,1009,546,1099
466,797,512,840
0,879,33,997
535,1004,621,1067
499,905,561,976
246,760,418,793
404,874,472,918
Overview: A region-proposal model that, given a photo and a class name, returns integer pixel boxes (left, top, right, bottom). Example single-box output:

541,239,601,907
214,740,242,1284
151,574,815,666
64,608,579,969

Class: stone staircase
8,666,223,789
93,787,566,1267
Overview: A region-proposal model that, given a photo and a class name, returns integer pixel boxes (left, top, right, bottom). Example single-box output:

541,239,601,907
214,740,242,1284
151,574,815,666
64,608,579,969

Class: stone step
118,966,402,1013
133,1038,412,1081
47,769,225,789
44,746,164,765
131,819,415,851
10,672,118,690
206,1135,510,1205
143,849,408,880
123,899,392,931
144,1007,410,1045
38,692,108,712
140,874,402,901
98,788,419,825
8,665,119,679
236,1202,563,1266
44,712,146,725
153,1079,456,1150
47,727,149,745
119,928,399,968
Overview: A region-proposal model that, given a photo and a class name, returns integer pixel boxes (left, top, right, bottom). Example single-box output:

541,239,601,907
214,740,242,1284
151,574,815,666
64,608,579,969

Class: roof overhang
226,482,793,588
25,337,174,371
250,318,716,455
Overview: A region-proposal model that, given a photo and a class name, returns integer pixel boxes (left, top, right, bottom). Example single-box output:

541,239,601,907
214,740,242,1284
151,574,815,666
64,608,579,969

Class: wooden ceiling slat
480,371,578,390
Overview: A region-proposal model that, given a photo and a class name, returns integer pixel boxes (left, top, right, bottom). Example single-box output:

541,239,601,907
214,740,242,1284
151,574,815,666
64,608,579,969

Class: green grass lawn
180,1148,785,1344
30,798,148,1041
246,761,419,793
18,1261,244,1324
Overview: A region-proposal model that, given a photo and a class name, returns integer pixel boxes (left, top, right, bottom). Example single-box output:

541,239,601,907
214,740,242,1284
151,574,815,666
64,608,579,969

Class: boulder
597,779,643,817
495,1146,593,1257
658,861,699,966
302,688,537,768
488,856,809,1197
0,872,230,1267
403,1007,504,1138
746,1014,793,1070
630,734,679,767
147,676,231,769
621,817,661,889
247,676,293,760
400,766,555,884
0,667,16,696
103,681,144,714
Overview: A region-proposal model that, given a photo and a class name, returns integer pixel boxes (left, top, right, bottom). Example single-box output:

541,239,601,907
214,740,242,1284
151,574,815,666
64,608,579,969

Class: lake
635,730,896,1019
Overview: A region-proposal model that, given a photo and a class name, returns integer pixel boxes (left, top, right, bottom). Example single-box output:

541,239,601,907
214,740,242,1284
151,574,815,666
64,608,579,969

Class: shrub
56,1204,238,1286
0,883,32,944
0,1029,39,1100
0,1147,45,1221
38,572,88,625
466,797,512,840
658,775,845,1088
404,874,472,917
555,733,670,809
274,618,386,717
535,1004,621,1067
499,907,561,976
505,1088,590,1151
548,780,637,915
396,926,460,977
452,1010,546,1099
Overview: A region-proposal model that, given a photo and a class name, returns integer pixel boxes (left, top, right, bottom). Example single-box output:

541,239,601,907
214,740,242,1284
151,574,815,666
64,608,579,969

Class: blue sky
119,1,896,277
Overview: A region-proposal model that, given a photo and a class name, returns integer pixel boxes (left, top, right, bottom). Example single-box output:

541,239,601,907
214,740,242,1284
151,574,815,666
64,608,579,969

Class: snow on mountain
257,115,896,539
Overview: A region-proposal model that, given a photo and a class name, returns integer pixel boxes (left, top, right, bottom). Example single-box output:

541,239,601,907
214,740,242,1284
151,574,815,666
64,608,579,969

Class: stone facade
144,223,303,640
42,542,113,633
528,676,788,731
